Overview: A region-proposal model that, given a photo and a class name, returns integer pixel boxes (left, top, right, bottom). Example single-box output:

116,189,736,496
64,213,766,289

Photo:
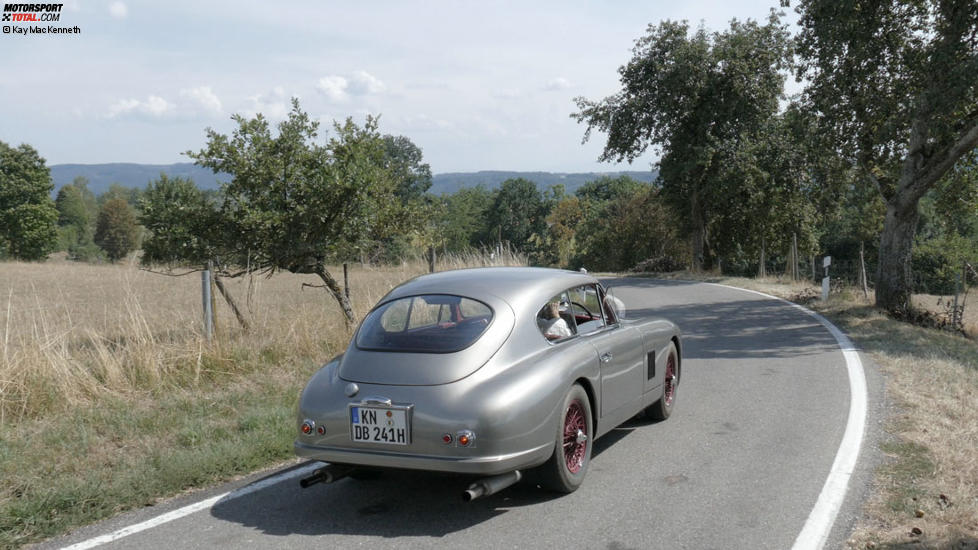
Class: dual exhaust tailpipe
463,470,522,502
300,463,522,502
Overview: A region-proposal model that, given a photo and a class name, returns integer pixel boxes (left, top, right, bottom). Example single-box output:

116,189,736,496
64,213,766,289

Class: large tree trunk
690,189,705,271
875,196,920,315
314,264,356,326
758,236,767,278
859,241,869,300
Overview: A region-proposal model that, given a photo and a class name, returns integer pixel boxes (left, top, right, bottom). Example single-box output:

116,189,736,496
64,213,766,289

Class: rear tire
538,384,592,493
646,341,679,421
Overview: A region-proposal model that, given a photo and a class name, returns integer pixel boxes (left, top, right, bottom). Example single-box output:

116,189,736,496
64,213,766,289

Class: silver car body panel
296,267,681,475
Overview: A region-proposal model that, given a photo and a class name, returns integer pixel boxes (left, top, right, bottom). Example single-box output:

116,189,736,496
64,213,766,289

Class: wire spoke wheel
563,400,588,474
646,341,679,421
538,384,593,493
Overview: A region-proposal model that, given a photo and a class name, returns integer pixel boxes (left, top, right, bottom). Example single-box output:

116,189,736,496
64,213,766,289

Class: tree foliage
484,178,548,252
94,198,139,262
436,185,493,251
795,0,978,313
383,135,433,201
573,13,793,270
139,173,219,266
54,176,102,261
576,185,685,272
157,99,424,324
0,141,58,261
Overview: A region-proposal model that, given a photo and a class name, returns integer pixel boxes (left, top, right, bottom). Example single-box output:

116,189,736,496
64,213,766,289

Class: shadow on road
210,466,534,538
210,413,658,538
614,278,840,361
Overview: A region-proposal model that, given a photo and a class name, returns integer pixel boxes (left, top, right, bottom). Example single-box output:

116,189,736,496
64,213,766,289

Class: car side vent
647,350,655,380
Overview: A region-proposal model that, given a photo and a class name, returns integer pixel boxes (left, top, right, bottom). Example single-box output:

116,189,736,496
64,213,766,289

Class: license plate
350,405,411,445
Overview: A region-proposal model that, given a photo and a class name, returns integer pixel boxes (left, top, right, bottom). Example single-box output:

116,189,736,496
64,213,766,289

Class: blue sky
0,1,794,173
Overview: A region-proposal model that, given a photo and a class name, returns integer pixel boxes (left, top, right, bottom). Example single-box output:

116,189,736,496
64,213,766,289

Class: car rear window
356,295,493,353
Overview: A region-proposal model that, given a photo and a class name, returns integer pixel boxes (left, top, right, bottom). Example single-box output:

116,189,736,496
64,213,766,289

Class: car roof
383,267,598,310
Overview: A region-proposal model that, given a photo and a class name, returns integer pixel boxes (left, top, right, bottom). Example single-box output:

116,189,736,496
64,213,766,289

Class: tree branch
139,267,204,277
912,118,978,197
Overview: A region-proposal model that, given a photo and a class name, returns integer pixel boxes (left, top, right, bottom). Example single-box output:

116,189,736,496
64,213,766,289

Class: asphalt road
43,279,884,550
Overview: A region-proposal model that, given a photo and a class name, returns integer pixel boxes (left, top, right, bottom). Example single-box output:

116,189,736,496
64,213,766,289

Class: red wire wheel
563,399,588,474
538,384,592,493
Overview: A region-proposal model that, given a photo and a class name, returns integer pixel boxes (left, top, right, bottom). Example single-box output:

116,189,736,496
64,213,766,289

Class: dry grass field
0,252,523,547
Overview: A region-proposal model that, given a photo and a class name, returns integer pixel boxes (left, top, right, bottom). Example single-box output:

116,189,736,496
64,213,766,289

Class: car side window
536,292,576,342
599,286,621,325
567,285,605,335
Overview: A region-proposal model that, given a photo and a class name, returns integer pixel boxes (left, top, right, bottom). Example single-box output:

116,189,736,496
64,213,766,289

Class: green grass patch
0,364,312,548
877,440,934,514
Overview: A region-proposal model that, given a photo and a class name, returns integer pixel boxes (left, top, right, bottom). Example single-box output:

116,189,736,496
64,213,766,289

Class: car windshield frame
355,294,494,354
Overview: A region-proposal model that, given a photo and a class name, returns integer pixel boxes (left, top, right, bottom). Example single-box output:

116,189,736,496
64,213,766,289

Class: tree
485,178,548,251
139,173,219,266
94,198,139,261
185,99,421,325
710,107,821,276
98,183,142,208
573,13,793,270
574,184,685,271
0,141,58,261
437,185,494,252
56,183,91,230
795,0,978,314
54,176,102,260
383,135,432,201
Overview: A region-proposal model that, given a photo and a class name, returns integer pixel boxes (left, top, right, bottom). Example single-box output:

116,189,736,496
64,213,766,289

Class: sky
0,1,794,174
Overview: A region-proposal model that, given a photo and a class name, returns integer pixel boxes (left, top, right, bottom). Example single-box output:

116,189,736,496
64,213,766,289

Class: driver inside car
537,301,573,340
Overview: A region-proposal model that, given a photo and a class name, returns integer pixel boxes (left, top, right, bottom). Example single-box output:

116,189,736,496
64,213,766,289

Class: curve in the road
54,279,870,550
701,284,866,550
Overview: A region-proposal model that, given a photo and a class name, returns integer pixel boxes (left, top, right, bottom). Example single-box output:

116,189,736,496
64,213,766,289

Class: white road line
60,462,323,550
705,283,868,550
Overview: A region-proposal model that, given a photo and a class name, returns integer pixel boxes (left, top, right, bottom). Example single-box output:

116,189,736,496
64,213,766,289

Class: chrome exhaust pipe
299,464,354,488
463,470,522,502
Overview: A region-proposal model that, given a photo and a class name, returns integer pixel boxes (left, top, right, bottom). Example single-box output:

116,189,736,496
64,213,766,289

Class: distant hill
50,163,228,196
49,163,659,197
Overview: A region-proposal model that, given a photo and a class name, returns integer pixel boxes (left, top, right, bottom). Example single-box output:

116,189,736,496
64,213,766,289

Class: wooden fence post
201,265,213,341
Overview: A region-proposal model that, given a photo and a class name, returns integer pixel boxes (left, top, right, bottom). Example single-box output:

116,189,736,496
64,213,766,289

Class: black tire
538,384,593,493
646,341,679,421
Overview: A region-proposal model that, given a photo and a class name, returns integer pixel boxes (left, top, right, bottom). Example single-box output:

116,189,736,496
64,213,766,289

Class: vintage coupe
294,267,681,500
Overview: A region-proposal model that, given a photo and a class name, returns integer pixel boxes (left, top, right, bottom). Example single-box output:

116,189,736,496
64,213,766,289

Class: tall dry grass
0,250,526,426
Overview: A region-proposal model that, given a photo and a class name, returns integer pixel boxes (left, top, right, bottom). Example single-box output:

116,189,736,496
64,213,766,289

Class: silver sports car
294,267,681,499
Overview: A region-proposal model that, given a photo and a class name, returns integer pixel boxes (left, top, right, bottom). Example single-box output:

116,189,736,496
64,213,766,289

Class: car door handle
600,352,613,364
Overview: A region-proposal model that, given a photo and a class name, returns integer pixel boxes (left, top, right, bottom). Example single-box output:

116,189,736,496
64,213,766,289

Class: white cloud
544,77,572,91
108,1,127,18
316,70,385,102
180,86,222,114
348,71,385,95
246,87,290,119
107,95,172,118
316,75,349,102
